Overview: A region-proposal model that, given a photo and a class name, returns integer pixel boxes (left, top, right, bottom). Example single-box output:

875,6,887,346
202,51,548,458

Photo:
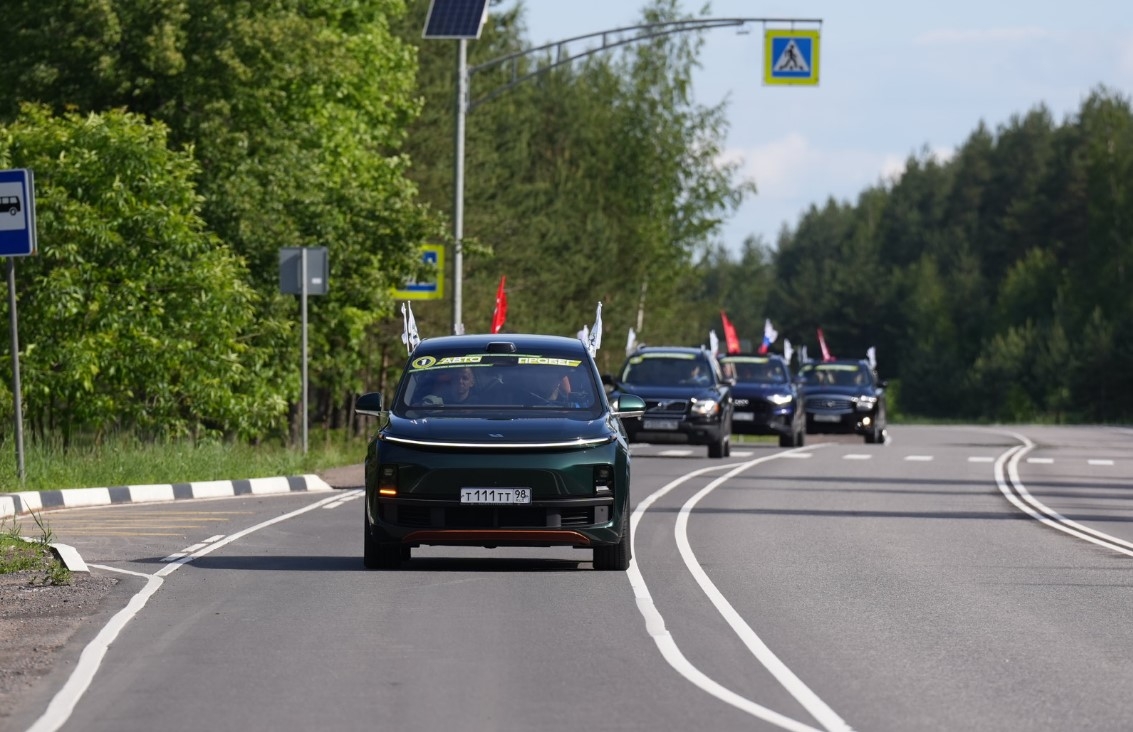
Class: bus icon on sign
1,196,19,216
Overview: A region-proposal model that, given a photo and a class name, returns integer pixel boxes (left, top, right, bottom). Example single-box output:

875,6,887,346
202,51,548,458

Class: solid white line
204,535,224,543
26,566,163,732
674,461,854,732
782,453,813,459
159,552,187,563
992,434,1133,558
905,455,933,462
1088,459,1115,466
26,492,345,732
629,446,847,732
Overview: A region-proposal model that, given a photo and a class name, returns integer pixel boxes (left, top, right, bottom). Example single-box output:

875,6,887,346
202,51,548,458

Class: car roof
719,353,787,362
412,333,587,354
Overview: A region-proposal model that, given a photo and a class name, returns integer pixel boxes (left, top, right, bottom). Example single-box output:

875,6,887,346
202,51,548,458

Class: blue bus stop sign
0,169,36,257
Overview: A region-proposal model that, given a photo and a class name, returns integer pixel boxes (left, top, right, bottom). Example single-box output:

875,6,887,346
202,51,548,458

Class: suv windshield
800,362,873,387
621,353,714,386
394,349,601,417
721,357,788,384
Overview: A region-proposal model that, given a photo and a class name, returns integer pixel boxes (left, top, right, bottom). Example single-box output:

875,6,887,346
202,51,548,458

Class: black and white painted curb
0,474,334,521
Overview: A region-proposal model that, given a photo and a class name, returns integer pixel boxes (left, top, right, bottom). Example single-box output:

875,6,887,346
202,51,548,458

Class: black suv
798,360,887,443
607,346,733,458
718,353,805,447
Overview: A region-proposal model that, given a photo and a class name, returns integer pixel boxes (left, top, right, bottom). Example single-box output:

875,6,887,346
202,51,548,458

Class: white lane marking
968,456,995,463
1026,457,1054,464
994,433,1133,558
843,454,872,461
321,489,363,509
26,566,163,732
674,462,854,732
1088,459,1115,466
629,446,848,732
730,450,754,457
161,534,227,562
659,449,694,457
905,455,934,462
28,493,345,732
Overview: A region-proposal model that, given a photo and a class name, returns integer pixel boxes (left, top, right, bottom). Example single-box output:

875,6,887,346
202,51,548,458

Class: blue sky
496,0,1133,253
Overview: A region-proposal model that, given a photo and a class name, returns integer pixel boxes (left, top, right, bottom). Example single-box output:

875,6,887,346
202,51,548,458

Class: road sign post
0,168,36,483
279,247,328,454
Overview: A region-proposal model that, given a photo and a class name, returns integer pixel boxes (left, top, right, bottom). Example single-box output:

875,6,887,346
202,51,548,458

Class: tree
0,105,280,442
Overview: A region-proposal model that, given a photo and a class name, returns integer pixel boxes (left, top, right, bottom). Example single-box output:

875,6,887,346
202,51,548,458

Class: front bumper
731,399,797,436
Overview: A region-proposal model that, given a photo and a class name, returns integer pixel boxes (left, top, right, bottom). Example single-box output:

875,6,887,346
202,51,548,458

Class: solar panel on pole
422,0,489,39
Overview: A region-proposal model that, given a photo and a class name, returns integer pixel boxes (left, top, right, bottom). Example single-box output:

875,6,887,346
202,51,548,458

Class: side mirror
355,391,384,417
613,393,646,420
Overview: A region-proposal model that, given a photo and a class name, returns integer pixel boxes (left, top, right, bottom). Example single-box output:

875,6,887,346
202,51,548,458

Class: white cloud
914,26,1052,45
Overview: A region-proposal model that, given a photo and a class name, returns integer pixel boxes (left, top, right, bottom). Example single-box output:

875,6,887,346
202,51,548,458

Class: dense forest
0,0,1128,444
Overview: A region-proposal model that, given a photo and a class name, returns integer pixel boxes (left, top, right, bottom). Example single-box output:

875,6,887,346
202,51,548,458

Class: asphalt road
8,425,1133,732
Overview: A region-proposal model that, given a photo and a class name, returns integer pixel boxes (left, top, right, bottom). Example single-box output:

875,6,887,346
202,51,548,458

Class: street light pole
452,39,467,334
448,17,821,335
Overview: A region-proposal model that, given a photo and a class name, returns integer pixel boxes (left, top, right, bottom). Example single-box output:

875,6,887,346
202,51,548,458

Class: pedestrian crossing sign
764,29,820,86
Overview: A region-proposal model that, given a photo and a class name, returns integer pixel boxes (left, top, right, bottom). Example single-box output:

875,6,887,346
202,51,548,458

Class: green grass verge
1,513,71,583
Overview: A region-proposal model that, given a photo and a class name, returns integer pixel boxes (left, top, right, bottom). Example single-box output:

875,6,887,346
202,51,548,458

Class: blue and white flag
708,329,719,357
783,338,793,366
867,346,877,371
758,319,779,354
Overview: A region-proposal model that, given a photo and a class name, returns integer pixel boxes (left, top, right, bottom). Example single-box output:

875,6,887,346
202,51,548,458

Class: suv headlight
690,398,720,416
855,396,878,411
767,393,793,406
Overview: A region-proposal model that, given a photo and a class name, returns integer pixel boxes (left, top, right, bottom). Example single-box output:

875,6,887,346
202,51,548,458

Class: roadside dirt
0,570,121,731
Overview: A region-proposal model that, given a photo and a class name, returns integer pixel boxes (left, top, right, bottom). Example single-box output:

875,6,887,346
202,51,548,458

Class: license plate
732,412,755,422
643,418,679,430
460,487,532,504
813,413,842,423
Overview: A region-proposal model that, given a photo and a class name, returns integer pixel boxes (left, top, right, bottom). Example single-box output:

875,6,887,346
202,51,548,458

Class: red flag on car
817,327,834,361
720,311,741,354
490,275,507,334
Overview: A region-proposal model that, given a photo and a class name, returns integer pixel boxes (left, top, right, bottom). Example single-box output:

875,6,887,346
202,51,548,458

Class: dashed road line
843,454,872,461
905,455,933,462
1088,459,1115,466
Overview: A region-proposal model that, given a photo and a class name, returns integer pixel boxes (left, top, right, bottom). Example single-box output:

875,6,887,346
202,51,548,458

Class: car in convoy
798,359,887,443
606,346,733,458
353,334,645,571
717,353,805,447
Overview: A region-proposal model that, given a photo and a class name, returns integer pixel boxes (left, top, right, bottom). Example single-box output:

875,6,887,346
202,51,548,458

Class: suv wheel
594,511,630,571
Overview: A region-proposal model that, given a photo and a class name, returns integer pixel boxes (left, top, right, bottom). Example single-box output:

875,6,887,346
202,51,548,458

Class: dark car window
621,353,714,386
394,349,601,417
722,357,788,384
801,363,873,387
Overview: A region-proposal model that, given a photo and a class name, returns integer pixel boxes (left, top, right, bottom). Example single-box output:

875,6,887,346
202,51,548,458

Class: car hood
731,382,794,399
802,385,877,398
383,413,615,447
616,383,724,401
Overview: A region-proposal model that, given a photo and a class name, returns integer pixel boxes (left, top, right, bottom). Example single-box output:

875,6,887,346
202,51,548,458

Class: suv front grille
645,399,688,413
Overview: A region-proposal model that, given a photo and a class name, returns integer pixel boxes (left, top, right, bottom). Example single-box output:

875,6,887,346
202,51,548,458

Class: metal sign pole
300,248,309,454
452,38,467,334
7,258,24,482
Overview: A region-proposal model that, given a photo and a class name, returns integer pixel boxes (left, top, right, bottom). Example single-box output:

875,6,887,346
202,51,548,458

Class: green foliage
763,86,1133,423
0,105,285,440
